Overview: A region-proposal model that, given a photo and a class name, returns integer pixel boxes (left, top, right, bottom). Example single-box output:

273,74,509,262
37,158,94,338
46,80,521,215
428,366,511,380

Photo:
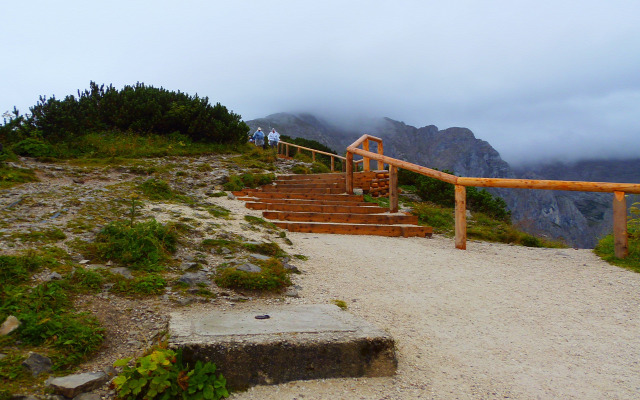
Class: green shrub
594,204,640,273
93,220,178,271
215,258,291,291
11,138,55,158
222,173,275,191
242,241,284,257
140,178,175,200
310,162,329,173
113,348,229,400
291,165,310,174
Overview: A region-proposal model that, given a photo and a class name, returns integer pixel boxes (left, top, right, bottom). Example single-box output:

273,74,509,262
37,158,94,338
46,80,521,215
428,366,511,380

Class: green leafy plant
112,348,228,400
331,299,348,310
11,138,55,158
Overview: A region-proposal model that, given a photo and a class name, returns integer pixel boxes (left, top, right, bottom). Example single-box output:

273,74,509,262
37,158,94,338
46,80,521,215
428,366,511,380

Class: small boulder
236,263,262,273
178,272,209,286
249,253,270,261
22,352,53,376
110,267,133,279
47,371,109,399
0,315,20,336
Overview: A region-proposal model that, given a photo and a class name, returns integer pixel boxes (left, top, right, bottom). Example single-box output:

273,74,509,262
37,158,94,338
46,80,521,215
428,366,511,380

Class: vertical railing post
346,152,354,194
377,141,384,171
613,191,628,258
286,143,289,157
362,140,370,172
455,185,467,250
312,151,316,163
331,156,335,172
389,165,398,213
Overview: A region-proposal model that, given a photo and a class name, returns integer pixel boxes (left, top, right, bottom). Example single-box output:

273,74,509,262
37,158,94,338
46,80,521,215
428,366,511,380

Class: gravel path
231,233,640,400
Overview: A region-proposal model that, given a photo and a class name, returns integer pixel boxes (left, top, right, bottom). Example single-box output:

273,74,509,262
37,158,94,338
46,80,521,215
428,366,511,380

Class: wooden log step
245,202,387,214
238,198,372,206
237,192,365,202
260,187,345,194
263,211,419,225
272,222,432,237
276,173,345,181
272,182,346,189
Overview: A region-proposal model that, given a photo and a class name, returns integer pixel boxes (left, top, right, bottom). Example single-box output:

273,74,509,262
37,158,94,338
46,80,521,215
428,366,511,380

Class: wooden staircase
233,173,432,238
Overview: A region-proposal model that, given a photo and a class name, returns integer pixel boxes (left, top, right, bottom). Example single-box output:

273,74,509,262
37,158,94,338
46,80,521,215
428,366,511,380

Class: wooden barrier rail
277,140,346,172
346,135,640,258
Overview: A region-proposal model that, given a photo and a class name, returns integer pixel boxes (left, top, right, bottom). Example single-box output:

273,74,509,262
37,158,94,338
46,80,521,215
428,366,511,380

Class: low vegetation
113,347,229,400
215,258,291,291
594,202,640,272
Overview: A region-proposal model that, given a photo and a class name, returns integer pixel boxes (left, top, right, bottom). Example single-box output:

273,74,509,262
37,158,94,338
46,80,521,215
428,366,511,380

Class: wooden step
260,187,346,194
276,173,344,181
272,222,432,237
245,202,387,214
232,192,364,202
272,182,346,189
238,198,372,206
263,211,419,225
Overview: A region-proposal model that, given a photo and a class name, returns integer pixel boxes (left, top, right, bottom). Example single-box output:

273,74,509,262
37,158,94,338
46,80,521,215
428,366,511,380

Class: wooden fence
346,134,640,258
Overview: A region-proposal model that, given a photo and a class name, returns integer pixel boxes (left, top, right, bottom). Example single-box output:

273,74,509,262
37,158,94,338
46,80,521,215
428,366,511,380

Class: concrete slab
169,304,396,390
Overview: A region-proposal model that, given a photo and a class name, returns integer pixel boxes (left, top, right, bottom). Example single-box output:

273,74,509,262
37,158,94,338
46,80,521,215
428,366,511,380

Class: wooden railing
346,134,640,258
277,140,345,172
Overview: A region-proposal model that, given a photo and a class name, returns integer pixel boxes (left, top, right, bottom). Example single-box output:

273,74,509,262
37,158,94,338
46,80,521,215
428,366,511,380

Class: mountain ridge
246,112,640,248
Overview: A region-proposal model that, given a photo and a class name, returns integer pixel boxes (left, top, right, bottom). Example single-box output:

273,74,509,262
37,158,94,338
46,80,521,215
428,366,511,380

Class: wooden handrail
277,140,345,172
346,134,640,257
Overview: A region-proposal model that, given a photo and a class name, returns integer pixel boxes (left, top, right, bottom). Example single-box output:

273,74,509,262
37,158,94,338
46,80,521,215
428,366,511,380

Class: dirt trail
230,233,640,400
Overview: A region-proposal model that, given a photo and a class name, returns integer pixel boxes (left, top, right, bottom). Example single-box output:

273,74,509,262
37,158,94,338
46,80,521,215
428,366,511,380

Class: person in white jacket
268,128,280,150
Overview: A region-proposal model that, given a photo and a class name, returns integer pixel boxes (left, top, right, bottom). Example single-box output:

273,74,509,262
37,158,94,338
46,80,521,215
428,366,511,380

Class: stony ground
2,155,640,400
0,154,305,398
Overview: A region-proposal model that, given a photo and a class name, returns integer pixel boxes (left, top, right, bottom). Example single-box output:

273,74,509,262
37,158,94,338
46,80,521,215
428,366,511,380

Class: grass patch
244,215,277,230
11,227,66,243
109,273,167,296
215,258,291,291
206,205,231,218
207,191,228,198
230,147,276,170
594,234,640,273
222,173,275,191
89,219,178,271
411,202,565,247
0,165,38,189
363,194,390,208
331,299,348,310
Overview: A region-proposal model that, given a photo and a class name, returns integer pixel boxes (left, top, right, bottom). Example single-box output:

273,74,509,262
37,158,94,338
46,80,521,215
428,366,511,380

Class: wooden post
286,143,289,157
331,156,335,172
613,191,628,258
346,152,354,194
389,166,398,213
312,151,316,163
362,140,370,172
377,141,384,171
455,185,467,250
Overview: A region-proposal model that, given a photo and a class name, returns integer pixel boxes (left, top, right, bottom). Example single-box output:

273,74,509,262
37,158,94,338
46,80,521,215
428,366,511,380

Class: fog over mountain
248,112,640,248
2,1,639,166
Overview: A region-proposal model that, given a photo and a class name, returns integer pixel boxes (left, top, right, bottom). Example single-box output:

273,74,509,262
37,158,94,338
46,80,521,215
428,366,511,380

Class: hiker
252,127,265,147
268,128,280,151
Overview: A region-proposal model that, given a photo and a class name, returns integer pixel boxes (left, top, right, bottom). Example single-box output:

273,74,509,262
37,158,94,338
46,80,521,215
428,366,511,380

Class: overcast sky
1,0,639,165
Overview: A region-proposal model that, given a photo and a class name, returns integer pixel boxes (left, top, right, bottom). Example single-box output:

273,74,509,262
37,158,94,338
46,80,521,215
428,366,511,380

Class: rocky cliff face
247,113,640,248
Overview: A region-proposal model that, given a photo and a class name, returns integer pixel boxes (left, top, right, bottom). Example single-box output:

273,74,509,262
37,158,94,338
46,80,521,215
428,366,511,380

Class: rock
22,352,53,376
283,262,300,274
236,263,262,273
249,253,270,261
45,272,63,281
110,267,133,279
72,393,101,400
176,297,194,306
47,371,109,399
151,207,163,212
284,287,299,298
79,260,90,264
227,193,236,200
0,315,20,336
180,261,199,271
178,272,209,286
